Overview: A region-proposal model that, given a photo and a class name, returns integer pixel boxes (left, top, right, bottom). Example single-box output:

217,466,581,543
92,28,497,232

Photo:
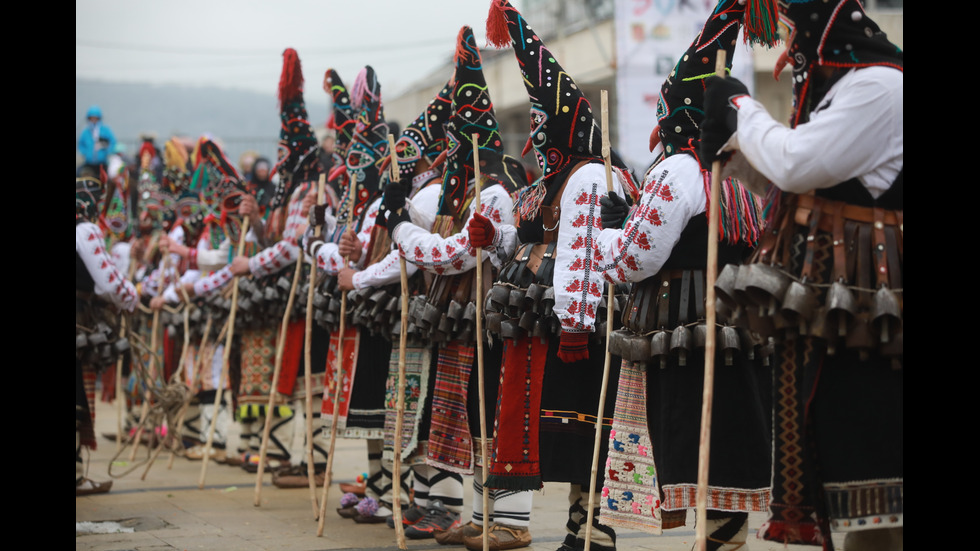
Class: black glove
383,181,407,215
386,208,412,242
600,191,629,230
700,75,750,164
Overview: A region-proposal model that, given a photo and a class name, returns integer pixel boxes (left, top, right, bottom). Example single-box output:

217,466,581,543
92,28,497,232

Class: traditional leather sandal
435,520,482,545
76,477,113,496
464,523,532,551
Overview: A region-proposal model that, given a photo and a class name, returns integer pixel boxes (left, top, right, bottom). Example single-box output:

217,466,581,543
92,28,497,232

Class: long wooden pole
471,133,490,551
131,245,169,460
317,161,359,534
254,246,304,505
168,313,213,470
116,257,137,453
199,216,250,489
695,50,727,551
305,173,328,520
584,90,619,551
387,133,408,550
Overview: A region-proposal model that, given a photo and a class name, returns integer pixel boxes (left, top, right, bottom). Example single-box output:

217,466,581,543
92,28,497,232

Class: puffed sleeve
76,221,138,312
551,163,623,333
597,154,705,283
392,184,514,275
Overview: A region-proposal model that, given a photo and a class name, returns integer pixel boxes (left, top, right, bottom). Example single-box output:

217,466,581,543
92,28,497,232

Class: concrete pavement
77,394,832,551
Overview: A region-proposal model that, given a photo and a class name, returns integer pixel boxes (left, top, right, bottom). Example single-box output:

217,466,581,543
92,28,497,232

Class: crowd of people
76,1,902,550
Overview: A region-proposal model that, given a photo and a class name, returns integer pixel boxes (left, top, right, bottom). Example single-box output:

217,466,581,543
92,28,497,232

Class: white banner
614,0,754,176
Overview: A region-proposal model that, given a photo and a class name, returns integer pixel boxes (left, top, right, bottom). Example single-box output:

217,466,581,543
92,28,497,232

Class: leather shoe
339,481,366,496
76,477,113,496
464,523,532,551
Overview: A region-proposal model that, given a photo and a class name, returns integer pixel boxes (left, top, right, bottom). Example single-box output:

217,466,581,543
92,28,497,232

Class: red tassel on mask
454,26,471,65
278,48,304,108
486,0,513,48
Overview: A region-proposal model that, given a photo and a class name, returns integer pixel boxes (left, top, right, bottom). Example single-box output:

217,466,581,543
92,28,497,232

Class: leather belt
793,193,903,233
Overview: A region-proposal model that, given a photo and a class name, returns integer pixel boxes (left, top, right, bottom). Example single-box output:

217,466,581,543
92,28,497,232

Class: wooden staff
199,216,250,489
116,257,138,453
131,245,170,460
304,173,327,519
471,133,490,551
695,51,727,551
317,155,361,534
168,312,213,470
584,90,619,551
253,243,304,505
388,133,408,549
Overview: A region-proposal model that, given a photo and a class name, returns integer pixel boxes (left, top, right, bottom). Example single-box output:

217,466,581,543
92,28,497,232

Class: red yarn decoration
278,48,304,108
486,0,512,48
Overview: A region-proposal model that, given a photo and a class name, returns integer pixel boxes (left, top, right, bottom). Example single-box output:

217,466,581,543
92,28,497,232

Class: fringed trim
431,213,458,239
742,0,780,48
700,170,766,247
513,179,547,225
278,48,304,108
483,474,542,492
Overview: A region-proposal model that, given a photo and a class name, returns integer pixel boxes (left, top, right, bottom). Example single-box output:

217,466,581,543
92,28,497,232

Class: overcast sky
76,0,522,98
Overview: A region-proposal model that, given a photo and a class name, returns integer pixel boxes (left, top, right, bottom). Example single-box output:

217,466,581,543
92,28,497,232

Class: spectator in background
78,105,117,177
239,149,260,181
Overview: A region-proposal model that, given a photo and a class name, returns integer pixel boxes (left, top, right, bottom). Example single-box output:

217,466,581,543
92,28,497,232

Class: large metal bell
825,281,857,337
779,281,818,333
719,326,741,366
487,285,510,313
744,264,792,316
462,302,477,325
649,331,670,369
113,337,130,353
525,283,545,311
276,275,293,293
508,288,526,316
264,286,279,302
694,323,709,349
871,287,902,345
499,319,524,340
844,312,875,354
485,311,504,334
670,325,693,366
607,329,628,358
541,286,555,317
447,300,464,323
421,302,442,328
623,334,651,363
714,264,741,311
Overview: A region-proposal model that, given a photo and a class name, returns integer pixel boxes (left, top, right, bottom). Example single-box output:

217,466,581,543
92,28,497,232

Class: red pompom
486,0,513,49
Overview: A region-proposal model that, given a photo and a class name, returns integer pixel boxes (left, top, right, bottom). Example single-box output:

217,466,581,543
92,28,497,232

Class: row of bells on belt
715,263,902,360
607,323,772,369
483,282,628,343
232,273,309,329
402,294,477,345
76,320,130,367
348,285,404,339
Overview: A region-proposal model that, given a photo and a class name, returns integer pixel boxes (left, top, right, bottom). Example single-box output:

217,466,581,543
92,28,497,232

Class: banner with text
614,0,754,175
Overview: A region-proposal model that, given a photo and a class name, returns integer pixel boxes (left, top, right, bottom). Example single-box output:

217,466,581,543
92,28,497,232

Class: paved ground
77,395,833,551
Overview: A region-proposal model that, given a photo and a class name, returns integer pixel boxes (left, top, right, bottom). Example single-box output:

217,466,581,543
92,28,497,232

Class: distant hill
76,79,329,174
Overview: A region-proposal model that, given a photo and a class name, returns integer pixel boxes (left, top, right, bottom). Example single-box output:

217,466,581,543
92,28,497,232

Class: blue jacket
78,122,117,166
